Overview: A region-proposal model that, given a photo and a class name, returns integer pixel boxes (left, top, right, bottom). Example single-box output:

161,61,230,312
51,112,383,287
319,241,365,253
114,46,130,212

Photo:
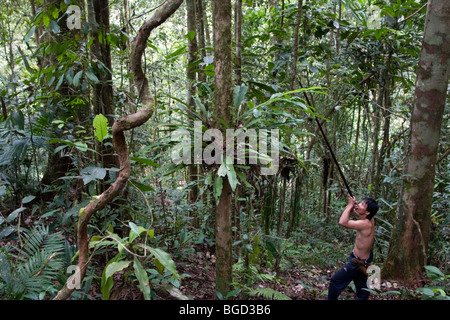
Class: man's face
354,200,368,218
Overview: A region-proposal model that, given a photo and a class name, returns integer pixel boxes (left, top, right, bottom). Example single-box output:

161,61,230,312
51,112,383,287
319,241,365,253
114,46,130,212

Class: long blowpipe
296,75,353,197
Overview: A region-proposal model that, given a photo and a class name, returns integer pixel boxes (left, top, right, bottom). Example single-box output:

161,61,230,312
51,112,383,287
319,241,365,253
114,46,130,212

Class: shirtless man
327,195,379,300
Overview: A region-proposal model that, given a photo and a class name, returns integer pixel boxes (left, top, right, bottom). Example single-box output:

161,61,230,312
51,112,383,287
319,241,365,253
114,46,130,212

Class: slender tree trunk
290,0,303,90
196,0,206,80
274,176,286,272
187,0,199,203
213,0,233,297
88,0,117,189
369,91,381,193
383,0,450,283
234,0,242,85
352,102,361,175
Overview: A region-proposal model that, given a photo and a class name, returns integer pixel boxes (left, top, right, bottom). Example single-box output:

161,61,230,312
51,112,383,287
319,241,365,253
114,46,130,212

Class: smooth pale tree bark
213,0,233,297
383,0,450,283
54,0,184,299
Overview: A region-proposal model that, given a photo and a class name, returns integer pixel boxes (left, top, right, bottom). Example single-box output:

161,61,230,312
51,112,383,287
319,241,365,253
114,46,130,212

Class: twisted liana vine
54,0,184,300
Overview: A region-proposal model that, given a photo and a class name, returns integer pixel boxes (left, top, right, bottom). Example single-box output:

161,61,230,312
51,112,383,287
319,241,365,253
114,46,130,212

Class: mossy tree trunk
213,0,233,297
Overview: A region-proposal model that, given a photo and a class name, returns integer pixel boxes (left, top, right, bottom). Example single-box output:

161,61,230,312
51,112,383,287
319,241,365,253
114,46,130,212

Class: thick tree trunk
213,0,233,297
383,0,450,283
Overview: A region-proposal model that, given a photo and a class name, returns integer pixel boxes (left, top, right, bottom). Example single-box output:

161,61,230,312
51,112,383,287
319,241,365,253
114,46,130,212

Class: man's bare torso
353,219,375,260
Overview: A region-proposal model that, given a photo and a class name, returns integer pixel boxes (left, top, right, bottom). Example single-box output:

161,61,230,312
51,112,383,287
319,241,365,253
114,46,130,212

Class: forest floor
153,245,420,301
80,241,427,301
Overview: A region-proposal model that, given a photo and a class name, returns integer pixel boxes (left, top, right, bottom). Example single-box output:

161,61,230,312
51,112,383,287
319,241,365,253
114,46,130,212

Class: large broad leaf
226,163,239,192
86,69,100,83
93,113,108,143
148,247,179,278
128,222,150,243
101,260,131,300
73,71,83,87
424,265,445,279
234,84,248,109
133,257,151,300
80,166,107,185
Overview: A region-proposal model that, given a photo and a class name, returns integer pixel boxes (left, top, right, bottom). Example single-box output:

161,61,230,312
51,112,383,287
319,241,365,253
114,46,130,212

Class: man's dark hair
363,197,379,220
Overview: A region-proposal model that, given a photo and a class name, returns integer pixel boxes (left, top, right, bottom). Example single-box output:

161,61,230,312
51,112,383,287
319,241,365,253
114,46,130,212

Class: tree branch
397,3,428,24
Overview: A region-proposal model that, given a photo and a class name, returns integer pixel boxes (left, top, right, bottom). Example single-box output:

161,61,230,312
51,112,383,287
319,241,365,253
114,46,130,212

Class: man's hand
347,195,357,208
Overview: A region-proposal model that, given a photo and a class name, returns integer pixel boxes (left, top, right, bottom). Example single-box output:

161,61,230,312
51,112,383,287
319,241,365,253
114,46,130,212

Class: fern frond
248,287,291,300
4,225,65,299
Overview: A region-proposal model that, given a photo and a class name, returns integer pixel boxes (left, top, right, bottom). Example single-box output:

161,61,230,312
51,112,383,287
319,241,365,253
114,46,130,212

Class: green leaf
128,180,155,192
214,175,223,203
128,222,148,243
101,260,131,300
133,257,151,300
226,162,239,192
424,265,445,278
80,166,107,185
204,171,213,185
234,84,249,109
93,113,109,142
166,45,187,62
130,157,160,167
43,15,50,27
86,69,100,83
6,207,27,222
22,195,36,204
24,26,36,43
217,162,228,177
50,20,60,34
50,138,90,152
52,6,59,19
55,74,65,91
73,71,83,87
74,141,88,152
185,30,196,41
105,261,131,281
148,247,179,278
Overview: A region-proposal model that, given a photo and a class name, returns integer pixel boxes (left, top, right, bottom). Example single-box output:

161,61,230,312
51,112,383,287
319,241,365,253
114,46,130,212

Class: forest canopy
0,0,449,301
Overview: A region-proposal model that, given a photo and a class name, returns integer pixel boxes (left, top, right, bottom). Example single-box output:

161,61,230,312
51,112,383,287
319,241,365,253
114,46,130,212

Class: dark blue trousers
327,251,373,300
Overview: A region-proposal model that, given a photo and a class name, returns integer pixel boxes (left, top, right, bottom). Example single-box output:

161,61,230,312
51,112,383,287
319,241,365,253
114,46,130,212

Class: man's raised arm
338,195,356,227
